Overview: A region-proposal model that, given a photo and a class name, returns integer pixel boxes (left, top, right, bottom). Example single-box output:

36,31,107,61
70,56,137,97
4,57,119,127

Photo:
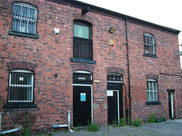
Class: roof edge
47,0,180,34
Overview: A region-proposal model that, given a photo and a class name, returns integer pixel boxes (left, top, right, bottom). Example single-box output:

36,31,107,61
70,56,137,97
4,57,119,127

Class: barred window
107,73,123,82
147,79,158,102
12,3,37,34
144,33,156,55
8,70,34,103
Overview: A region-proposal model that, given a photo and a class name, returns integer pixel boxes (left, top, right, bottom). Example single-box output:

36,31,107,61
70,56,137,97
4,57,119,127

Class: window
8,70,34,103
12,3,37,34
147,79,158,102
107,73,123,82
73,20,93,60
144,33,156,55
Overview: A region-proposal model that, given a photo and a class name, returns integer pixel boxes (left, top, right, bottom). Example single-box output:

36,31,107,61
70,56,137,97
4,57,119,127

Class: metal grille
147,79,158,101
12,3,37,34
8,70,34,103
107,73,122,82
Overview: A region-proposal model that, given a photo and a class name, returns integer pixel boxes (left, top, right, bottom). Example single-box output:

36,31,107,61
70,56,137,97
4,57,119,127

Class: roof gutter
47,0,180,34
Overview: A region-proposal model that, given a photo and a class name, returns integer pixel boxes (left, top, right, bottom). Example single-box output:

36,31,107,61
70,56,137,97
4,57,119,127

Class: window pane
150,92,153,101
13,4,21,16
74,24,89,39
21,20,27,33
147,81,149,90
22,6,28,17
145,45,155,54
149,81,153,90
154,82,157,90
147,91,150,101
154,92,157,101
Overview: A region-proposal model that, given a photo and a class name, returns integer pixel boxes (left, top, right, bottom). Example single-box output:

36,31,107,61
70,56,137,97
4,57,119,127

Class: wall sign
107,91,113,96
80,93,86,101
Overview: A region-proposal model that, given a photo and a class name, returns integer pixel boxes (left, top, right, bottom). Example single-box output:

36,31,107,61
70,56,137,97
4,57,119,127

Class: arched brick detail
7,61,37,71
105,67,125,75
145,74,159,80
13,0,41,7
73,14,94,25
71,64,95,73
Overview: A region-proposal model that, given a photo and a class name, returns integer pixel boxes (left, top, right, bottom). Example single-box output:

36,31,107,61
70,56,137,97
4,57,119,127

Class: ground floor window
147,79,158,102
8,70,34,103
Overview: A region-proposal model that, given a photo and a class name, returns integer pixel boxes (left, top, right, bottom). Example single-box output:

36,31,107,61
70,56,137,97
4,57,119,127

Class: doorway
107,73,123,125
73,71,93,126
168,90,175,119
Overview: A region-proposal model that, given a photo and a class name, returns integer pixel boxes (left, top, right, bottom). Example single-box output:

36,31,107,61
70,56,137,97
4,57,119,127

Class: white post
0,112,2,131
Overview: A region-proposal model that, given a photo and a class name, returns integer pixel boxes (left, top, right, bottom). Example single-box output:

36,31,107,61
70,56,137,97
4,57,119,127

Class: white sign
107,91,113,96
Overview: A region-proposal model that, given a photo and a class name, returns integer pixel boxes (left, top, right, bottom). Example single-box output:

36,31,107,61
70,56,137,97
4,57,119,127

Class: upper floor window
8,70,34,103
147,79,158,102
73,20,93,60
144,33,156,56
12,3,37,34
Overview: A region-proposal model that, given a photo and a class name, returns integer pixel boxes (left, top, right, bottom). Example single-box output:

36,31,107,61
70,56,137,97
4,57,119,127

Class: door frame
107,90,120,124
167,89,175,119
170,92,174,119
73,84,93,124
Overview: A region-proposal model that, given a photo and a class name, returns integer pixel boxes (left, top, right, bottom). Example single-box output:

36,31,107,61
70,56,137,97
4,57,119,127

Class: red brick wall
0,0,181,130
127,20,182,120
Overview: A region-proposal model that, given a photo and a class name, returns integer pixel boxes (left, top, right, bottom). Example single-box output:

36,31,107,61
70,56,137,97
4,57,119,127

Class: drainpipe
123,82,128,123
0,112,23,135
0,112,2,131
52,111,73,132
0,126,22,135
125,16,132,125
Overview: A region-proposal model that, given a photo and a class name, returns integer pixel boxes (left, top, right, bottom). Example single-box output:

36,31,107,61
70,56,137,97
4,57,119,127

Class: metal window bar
107,74,122,82
12,3,37,34
8,72,33,103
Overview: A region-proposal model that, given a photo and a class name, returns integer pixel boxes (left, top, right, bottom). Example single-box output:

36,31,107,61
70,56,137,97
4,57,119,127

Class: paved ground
141,119,182,136
48,126,161,136
36,119,182,136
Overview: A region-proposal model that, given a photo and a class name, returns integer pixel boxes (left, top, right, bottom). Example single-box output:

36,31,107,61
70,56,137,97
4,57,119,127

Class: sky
78,0,182,68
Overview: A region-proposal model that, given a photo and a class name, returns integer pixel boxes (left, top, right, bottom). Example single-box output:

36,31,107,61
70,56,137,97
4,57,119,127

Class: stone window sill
143,53,158,58
71,58,96,64
8,31,39,39
3,103,37,109
146,101,161,105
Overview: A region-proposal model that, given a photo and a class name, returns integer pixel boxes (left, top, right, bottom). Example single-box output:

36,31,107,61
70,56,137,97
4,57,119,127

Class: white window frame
12,2,37,34
147,79,158,102
8,70,34,103
144,33,156,55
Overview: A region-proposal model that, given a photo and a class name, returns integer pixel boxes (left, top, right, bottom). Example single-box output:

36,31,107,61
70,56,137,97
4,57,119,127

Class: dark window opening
107,73,123,82
73,21,93,60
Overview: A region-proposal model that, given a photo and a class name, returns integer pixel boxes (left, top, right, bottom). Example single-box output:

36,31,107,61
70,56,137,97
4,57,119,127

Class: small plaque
80,93,86,101
94,80,100,83
107,91,113,96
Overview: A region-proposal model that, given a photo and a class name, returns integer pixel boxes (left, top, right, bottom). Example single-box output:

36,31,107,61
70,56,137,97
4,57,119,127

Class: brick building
0,0,182,131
